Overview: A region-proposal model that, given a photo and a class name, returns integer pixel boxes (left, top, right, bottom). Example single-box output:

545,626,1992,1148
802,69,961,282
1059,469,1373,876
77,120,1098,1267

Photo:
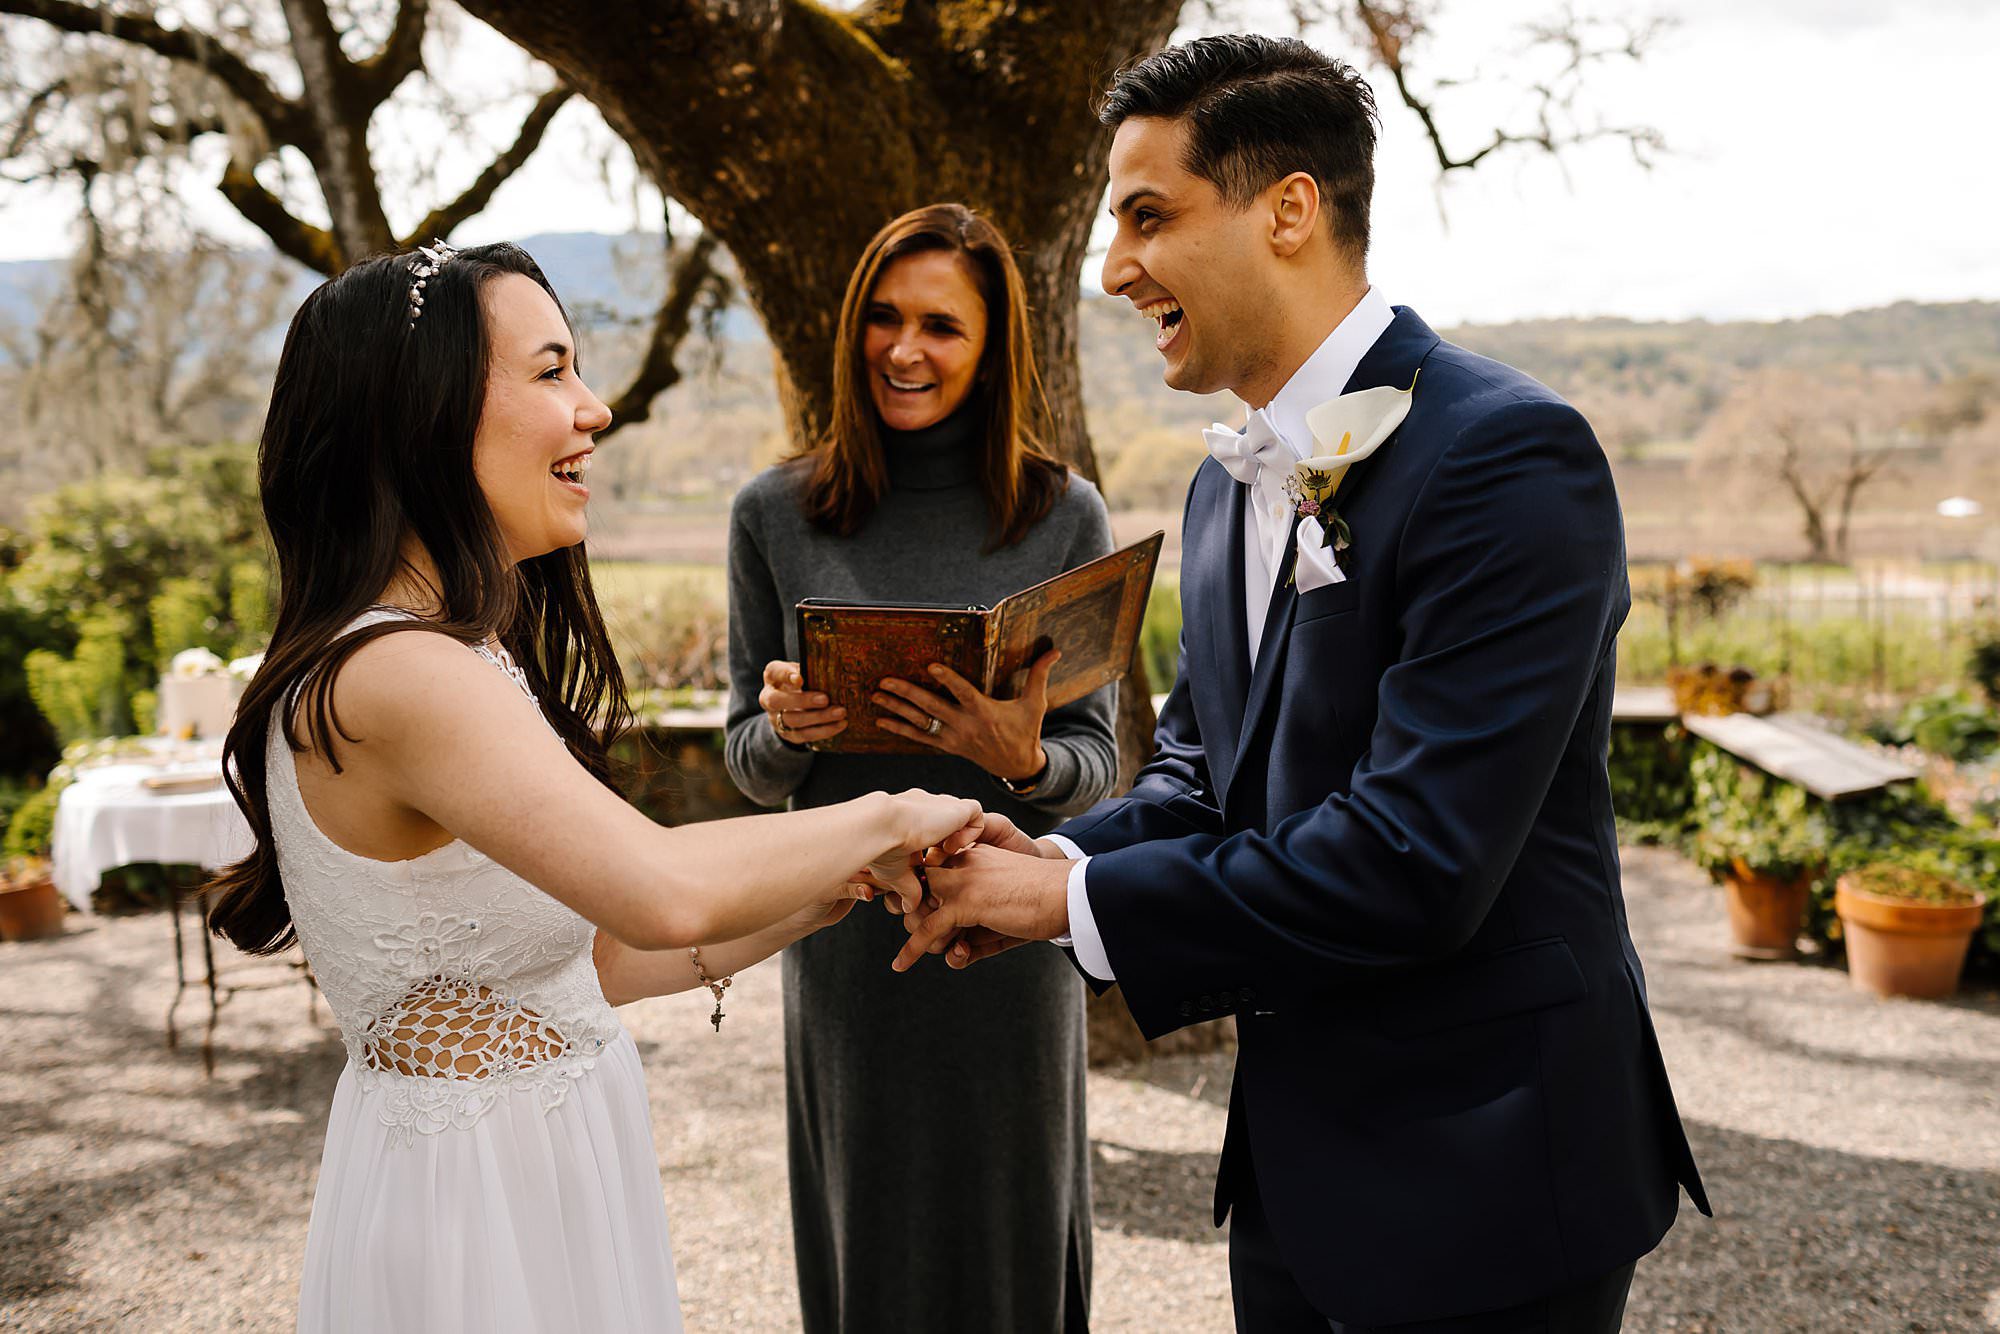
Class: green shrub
3,785,60,861
0,570,63,778
151,576,226,670
1970,627,2000,709
1877,686,2000,761
1140,579,1181,695
7,442,271,740
0,777,32,841
25,610,135,744
1608,722,1694,832
606,572,729,694
1687,745,1828,881
1837,862,1982,907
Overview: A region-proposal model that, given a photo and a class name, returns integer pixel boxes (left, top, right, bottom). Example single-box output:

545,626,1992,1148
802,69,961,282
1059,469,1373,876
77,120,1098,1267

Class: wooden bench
1612,686,1678,725
1679,710,1918,802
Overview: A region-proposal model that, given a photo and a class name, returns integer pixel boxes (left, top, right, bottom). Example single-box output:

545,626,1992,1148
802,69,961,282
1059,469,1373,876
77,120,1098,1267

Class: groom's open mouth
1137,297,1185,354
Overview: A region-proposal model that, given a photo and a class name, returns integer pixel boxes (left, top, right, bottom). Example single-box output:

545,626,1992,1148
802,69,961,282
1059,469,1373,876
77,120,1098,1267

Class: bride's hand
859,789,984,913
783,881,872,939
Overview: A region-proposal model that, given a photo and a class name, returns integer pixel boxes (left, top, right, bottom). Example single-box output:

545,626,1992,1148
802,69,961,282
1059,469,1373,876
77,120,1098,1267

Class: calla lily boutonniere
1284,370,1420,590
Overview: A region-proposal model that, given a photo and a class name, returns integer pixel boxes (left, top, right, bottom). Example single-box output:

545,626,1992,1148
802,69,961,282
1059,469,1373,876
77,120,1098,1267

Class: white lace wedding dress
273,609,682,1332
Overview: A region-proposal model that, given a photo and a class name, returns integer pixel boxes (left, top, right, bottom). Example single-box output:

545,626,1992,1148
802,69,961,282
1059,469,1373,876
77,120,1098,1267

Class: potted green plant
1834,862,1988,999
1692,781,1825,960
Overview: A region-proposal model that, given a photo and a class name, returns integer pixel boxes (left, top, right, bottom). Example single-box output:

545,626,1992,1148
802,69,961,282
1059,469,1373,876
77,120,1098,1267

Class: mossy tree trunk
456,0,1183,780
456,0,1174,463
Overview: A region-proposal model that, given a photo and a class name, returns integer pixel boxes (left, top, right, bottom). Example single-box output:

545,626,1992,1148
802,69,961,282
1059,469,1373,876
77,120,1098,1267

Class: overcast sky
1,0,1993,326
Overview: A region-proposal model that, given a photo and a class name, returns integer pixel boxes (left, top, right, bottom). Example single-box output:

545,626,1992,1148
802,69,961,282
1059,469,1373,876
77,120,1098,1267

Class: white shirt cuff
1040,844,1120,980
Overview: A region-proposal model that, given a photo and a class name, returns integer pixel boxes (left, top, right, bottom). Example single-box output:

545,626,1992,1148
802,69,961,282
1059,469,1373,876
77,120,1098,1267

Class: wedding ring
925,716,943,736
772,712,792,736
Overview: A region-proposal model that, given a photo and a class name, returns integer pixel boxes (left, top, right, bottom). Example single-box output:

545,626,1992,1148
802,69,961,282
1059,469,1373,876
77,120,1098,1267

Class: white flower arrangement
169,647,228,680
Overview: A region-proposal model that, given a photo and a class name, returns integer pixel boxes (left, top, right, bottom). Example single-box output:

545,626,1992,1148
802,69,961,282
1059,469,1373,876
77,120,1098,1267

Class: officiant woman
724,202,1116,1332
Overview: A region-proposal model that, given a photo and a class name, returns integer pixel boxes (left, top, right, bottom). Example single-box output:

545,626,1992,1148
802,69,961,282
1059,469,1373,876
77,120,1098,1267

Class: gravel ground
3,846,1997,1332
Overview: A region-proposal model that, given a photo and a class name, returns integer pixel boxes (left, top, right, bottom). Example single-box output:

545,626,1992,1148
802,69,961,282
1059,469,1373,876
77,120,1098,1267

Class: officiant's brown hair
801,203,1069,551
207,243,631,955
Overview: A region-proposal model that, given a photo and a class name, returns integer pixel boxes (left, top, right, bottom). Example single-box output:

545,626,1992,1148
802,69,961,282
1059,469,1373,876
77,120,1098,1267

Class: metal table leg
163,874,189,1052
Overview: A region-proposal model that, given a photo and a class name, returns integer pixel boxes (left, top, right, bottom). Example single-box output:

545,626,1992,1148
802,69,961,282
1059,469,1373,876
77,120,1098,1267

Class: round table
50,743,254,911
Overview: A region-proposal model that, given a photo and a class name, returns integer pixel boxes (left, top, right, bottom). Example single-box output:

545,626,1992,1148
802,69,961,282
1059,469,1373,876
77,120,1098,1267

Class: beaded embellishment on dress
270,609,619,1146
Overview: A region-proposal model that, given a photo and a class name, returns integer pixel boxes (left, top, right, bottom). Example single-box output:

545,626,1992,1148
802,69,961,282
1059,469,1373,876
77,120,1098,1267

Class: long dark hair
800,203,1068,551
208,243,632,956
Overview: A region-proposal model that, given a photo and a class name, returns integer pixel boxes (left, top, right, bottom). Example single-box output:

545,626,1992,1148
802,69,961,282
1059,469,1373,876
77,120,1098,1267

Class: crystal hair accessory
405,239,460,325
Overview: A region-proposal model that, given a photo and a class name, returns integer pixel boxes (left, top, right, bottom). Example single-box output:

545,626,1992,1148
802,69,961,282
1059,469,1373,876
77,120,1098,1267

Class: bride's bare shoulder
321,627,539,752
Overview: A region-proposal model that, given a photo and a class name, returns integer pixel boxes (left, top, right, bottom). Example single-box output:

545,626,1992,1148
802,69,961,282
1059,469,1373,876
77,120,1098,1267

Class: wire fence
1620,561,2000,722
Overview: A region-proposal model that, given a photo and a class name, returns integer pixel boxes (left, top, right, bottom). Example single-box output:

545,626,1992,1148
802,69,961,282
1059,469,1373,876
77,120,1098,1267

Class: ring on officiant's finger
925,715,943,736
771,711,792,736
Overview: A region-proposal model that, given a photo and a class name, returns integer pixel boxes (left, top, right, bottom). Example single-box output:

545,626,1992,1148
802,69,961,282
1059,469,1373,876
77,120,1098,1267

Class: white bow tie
1203,412,1291,488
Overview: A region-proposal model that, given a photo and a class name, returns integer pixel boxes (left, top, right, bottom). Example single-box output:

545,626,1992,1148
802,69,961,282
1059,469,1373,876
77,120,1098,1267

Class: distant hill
1444,302,2000,400
5,234,1992,541
7,233,1993,381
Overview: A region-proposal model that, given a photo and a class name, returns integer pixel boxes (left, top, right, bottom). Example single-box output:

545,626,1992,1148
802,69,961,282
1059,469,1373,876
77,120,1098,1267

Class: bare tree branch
1,73,65,160
600,230,723,437
0,0,305,145
355,0,431,105
401,84,571,245
219,159,340,273
1351,0,1666,174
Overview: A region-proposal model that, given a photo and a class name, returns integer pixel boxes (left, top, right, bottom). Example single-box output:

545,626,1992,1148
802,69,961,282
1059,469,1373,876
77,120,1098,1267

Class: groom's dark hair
1100,34,1380,258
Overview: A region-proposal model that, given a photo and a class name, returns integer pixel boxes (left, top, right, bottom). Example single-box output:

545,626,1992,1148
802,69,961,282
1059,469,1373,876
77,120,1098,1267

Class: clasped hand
879,813,1076,973
851,789,989,919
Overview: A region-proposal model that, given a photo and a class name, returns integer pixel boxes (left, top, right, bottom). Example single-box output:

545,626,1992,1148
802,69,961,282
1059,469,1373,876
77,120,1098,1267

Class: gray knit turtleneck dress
724,404,1117,1334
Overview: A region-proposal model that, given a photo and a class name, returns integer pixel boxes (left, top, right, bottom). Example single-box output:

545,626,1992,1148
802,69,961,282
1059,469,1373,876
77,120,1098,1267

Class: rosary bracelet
689,947,732,1033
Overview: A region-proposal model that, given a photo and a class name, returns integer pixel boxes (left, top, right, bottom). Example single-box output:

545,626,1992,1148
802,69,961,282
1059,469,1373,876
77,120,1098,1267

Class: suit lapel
1220,306,1443,816
1202,469,1252,802
1226,526,1302,809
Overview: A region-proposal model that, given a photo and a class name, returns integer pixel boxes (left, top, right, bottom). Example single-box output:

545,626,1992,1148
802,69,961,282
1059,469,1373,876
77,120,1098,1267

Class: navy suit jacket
1057,308,1709,1326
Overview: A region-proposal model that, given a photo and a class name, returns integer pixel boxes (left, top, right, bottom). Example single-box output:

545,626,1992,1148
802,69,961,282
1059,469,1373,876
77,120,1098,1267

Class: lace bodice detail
271,609,620,1145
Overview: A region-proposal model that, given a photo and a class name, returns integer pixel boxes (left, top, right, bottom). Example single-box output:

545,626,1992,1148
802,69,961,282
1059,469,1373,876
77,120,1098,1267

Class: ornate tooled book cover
797,532,1164,755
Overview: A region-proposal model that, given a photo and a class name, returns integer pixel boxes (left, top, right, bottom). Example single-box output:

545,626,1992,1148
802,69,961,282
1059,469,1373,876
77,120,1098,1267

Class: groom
896,33,1710,1334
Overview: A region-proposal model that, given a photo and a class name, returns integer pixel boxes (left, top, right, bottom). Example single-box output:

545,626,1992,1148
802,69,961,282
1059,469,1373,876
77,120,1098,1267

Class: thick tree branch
219,159,341,273
600,231,721,437
401,84,572,245
279,0,395,255
355,0,431,106
0,0,304,146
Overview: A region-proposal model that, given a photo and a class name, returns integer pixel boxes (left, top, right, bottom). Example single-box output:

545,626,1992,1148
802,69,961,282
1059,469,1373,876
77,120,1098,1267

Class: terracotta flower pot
1835,877,1987,1000
1722,858,1812,960
0,868,65,942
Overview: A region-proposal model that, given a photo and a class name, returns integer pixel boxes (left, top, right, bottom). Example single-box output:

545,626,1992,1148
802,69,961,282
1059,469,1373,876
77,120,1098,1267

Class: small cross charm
689,947,733,1034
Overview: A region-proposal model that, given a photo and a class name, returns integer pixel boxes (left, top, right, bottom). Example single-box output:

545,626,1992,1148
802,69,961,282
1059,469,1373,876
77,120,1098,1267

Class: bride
206,240,982,1333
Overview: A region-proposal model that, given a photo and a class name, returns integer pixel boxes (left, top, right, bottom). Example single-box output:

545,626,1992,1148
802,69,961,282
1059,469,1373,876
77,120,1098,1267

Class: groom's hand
891,844,1071,973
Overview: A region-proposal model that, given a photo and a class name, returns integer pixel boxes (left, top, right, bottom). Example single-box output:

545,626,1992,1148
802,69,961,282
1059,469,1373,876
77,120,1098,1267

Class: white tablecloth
49,748,255,910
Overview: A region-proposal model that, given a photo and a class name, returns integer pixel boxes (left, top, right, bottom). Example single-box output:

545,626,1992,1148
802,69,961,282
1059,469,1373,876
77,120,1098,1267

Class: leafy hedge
4,442,271,756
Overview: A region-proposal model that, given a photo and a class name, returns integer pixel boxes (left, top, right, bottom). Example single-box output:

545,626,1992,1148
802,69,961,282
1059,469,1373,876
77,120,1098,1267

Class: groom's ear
1267,172,1323,260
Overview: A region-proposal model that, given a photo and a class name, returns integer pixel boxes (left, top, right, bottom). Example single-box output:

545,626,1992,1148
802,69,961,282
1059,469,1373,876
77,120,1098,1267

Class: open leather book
796,531,1164,755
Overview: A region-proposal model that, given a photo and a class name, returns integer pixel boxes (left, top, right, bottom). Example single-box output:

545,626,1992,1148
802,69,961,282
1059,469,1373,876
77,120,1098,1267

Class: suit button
1179,1001,1195,1018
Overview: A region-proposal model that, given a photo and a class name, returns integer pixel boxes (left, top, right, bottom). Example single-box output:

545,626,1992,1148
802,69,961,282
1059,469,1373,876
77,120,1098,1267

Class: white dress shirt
1053,287,1396,982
